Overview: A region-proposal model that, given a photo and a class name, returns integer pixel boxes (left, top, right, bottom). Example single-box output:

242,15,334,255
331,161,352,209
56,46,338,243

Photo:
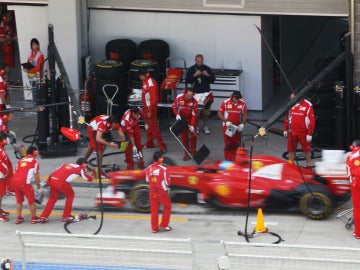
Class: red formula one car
95,149,351,220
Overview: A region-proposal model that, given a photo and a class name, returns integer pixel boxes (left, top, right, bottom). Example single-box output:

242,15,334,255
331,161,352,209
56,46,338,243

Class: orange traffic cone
254,208,268,233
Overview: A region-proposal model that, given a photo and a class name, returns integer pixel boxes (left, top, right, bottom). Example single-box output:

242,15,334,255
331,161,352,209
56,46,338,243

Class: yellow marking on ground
39,176,111,184
6,210,188,222
176,203,189,207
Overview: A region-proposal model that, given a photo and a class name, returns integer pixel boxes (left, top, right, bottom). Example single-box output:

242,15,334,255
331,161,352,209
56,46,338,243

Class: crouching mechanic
172,88,198,161
12,146,41,224
217,91,247,161
121,107,145,170
346,140,360,239
145,151,172,233
40,158,93,223
84,114,126,168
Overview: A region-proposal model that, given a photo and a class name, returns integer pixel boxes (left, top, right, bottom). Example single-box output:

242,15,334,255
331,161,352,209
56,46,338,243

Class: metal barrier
220,241,360,270
16,231,195,270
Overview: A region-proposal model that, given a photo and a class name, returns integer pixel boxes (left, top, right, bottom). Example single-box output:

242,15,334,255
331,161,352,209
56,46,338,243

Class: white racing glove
225,121,232,127
237,123,244,132
283,131,288,138
132,145,138,153
176,115,182,121
189,126,195,133
144,123,149,130
306,135,312,142
5,104,11,109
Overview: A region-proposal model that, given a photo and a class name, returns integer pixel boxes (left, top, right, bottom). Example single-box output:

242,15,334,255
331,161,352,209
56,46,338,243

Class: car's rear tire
130,184,150,213
299,186,333,220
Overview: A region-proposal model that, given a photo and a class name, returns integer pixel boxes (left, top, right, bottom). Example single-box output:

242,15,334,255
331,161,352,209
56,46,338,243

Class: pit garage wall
88,10,264,110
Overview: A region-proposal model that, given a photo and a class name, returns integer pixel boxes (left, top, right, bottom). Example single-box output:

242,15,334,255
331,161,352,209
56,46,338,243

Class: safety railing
220,241,360,270
16,230,195,270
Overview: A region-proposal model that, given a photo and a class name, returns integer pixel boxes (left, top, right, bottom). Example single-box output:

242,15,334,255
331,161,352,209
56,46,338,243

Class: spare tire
129,59,161,89
138,39,169,74
95,59,125,81
106,39,137,70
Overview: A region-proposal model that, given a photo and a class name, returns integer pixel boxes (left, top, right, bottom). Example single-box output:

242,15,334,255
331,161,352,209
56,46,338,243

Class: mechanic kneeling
145,151,172,233
346,140,360,239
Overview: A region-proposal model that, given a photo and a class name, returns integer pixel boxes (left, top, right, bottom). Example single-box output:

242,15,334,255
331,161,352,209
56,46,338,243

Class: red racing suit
346,147,360,237
0,74,8,113
145,161,171,232
284,98,315,153
0,145,10,196
41,163,93,219
172,92,198,157
121,109,144,170
87,115,122,153
12,155,39,205
141,76,166,151
0,12,16,67
219,97,247,161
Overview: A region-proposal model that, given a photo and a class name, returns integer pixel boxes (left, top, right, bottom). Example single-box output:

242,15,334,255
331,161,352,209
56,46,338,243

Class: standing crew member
0,111,14,194
12,146,41,224
0,133,10,221
40,158,93,223
346,140,360,239
0,64,10,113
185,54,215,134
172,88,198,161
218,91,247,161
145,151,172,233
139,69,167,153
283,92,315,168
121,107,145,170
83,114,126,168
22,38,44,106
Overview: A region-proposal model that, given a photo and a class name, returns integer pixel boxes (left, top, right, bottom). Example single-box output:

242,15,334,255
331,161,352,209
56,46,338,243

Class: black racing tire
129,59,161,89
299,184,334,220
105,39,137,70
130,184,150,213
95,59,126,81
138,39,169,74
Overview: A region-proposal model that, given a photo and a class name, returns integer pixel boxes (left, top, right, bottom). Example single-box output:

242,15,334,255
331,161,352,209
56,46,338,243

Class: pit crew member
84,114,126,168
145,151,172,233
346,140,360,239
283,92,315,167
40,158,93,223
218,91,247,161
121,107,145,170
139,69,167,153
0,133,10,221
12,146,41,224
172,88,198,161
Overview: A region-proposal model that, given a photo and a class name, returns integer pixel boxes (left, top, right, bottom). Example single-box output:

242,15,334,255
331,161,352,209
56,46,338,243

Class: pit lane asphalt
1,111,359,268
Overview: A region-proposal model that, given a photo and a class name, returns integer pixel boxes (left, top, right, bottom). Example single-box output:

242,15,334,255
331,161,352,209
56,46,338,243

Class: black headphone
1,258,11,270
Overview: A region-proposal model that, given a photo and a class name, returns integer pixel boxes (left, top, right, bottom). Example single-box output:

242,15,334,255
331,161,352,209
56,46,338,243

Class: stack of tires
105,39,137,70
138,39,169,77
94,59,129,116
129,59,162,89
